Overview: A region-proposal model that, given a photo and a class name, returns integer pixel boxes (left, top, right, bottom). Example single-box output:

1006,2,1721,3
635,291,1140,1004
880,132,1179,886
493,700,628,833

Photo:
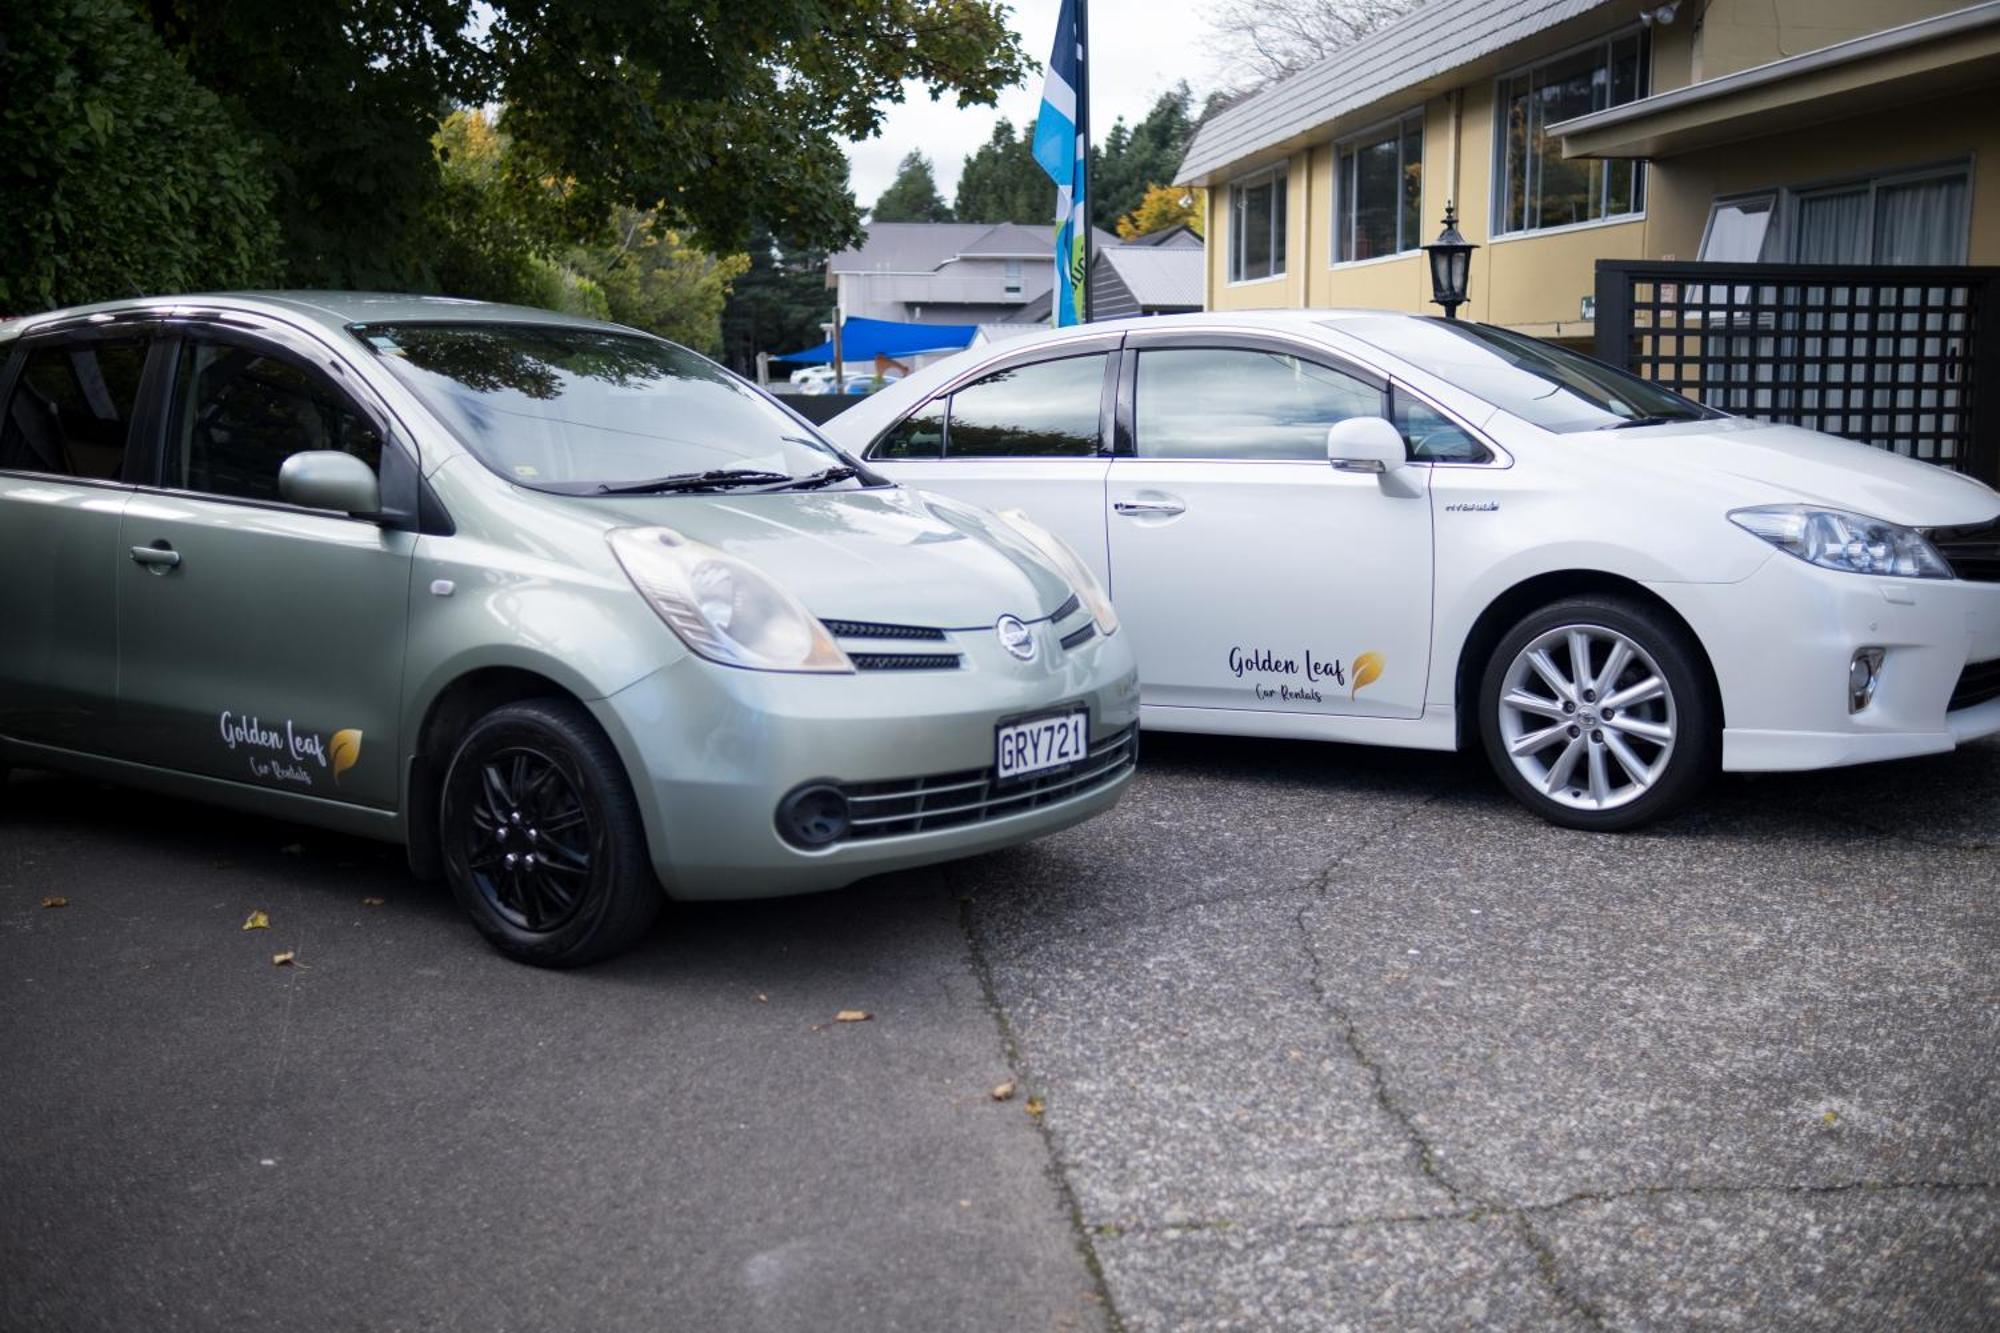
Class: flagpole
1076,0,1091,323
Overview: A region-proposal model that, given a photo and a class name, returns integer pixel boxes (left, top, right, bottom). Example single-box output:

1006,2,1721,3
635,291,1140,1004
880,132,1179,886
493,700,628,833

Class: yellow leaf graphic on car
1351,652,1385,699
330,729,364,784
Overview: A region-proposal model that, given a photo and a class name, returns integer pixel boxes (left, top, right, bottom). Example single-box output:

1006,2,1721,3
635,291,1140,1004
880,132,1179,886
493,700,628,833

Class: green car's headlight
1728,504,1953,579
992,507,1119,636
609,527,853,672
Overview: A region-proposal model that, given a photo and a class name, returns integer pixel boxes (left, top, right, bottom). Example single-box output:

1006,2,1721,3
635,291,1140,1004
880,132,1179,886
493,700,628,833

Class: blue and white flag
1032,0,1086,326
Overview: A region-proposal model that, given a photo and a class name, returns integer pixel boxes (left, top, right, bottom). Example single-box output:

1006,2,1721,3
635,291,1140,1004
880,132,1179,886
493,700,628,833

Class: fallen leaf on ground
1822,1110,1840,1125
1024,1096,1046,1117
834,1010,872,1023
755,993,768,1003
41,896,67,909
360,897,384,907
991,1079,1017,1102
242,910,270,930
271,951,296,967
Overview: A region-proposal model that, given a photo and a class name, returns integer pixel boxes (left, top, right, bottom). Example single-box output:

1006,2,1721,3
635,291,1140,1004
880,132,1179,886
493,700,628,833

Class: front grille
1049,593,1081,623
850,652,962,671
1949,659,2000,712
1059,621,1097,651
824,618,947,641
839,724,1138,840
1928,517,2000,583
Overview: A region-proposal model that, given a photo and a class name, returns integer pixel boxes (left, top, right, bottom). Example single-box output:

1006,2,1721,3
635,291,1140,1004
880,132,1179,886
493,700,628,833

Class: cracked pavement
4,733,1997,1329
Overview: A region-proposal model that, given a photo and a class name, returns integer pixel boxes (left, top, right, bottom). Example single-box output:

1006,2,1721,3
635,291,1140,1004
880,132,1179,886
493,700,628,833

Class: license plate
995,709,1089,782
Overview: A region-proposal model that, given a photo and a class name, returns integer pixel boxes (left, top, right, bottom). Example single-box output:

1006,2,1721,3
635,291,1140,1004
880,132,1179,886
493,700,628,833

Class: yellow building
1177,0,2000,345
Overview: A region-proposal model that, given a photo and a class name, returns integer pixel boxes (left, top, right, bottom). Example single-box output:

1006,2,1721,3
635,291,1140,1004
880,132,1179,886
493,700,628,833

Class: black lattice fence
1594,261,1998,485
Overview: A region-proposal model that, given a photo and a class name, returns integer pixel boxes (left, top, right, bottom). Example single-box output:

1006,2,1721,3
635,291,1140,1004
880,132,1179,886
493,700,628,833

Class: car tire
1478,596,1715,831
440,698,661,966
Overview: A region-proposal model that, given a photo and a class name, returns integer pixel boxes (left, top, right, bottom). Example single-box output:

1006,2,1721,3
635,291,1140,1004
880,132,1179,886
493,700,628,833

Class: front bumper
588,621,1140,900
1653,553,2000,771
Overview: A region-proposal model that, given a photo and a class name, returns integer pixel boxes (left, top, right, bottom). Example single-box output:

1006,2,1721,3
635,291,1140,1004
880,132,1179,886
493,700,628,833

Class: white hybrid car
828,311,2000,829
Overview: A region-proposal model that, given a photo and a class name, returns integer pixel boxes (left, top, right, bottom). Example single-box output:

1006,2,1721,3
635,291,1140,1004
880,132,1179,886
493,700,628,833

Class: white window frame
1228,164,1289,285
1696,190,1779,263
1332,110,1425,266
1697,159,1975,265
1004,258,1023,295
1491,27,1650,238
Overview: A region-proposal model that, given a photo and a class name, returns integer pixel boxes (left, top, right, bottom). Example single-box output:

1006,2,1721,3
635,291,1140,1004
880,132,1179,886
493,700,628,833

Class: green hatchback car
0,294,1139,964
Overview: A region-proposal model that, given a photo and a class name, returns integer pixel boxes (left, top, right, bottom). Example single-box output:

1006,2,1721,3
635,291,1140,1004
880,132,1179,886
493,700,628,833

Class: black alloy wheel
441,699,661,966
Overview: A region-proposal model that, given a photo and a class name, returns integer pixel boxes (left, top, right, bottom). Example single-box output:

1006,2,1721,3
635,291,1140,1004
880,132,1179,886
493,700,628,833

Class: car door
0,327,158,755
115,321,415,809
863,336,1120,586
1106,333,1434,719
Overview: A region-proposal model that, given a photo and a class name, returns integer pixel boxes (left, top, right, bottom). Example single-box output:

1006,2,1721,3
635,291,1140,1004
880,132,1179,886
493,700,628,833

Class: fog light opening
777,783,851,849
1849,647,1885,714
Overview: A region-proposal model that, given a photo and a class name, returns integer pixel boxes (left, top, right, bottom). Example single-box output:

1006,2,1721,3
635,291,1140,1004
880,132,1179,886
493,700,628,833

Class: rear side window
943,354,1107,458
169,340,382,504
0,339,149,480
1134,347,1381,461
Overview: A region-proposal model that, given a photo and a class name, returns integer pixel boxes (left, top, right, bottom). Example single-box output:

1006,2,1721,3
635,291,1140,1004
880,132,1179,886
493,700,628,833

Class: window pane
1400,118,1424,251
1351,135,1399,260
947,354,1105,458
873,396,944,460
1699,196,1775,261
1394,391,1489,463
1135,347,1380,461
0,340,148,480
1874,175,1968,264
1794,190,1870,264
1496,35,1646,235
173,342,382,503
1336,150,1357,260
1240,181,1272,279
1272,175,1288,273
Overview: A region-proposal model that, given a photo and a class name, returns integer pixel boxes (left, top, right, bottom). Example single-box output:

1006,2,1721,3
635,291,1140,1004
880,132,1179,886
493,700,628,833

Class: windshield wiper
596,468,794,495
1604,415,1690,430
756,465,861,493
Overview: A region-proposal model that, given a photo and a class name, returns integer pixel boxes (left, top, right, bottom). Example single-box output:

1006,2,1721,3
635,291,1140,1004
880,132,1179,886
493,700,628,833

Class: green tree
0,0,280,311
430,109,576,308
143,0,1026,286
1118,185,1205,240
871,152,954,223
583,211,752,356
1090,84,1198,233
720,230,836,375
954,119,1051,224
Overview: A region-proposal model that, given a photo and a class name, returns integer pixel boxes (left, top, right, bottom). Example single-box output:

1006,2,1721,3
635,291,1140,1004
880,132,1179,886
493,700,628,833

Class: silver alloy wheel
1496,623,1678,812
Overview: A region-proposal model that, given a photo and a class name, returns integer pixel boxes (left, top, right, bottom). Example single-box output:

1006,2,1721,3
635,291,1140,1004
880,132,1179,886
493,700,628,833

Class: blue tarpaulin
773,316,977,364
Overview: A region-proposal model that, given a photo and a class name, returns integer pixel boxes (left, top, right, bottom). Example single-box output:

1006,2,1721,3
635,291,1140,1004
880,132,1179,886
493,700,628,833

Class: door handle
130,543,181,571
1113,499,1186,517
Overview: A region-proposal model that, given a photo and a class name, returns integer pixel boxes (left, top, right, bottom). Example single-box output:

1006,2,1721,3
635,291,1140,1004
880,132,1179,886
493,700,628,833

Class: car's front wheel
1478,596,1715,830
440,699,661,966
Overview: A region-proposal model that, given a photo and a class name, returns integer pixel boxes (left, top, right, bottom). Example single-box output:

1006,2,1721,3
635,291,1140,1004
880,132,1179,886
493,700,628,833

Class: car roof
0,291,634,345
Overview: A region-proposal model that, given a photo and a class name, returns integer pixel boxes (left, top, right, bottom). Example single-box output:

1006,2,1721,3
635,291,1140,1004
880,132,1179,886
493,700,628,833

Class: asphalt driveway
3,734,1995,1330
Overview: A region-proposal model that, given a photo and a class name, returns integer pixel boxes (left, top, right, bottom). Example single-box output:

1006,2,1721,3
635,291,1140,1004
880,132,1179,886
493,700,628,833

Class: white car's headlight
609,527,853,672
1728,504,1952,579
992,508,1119,635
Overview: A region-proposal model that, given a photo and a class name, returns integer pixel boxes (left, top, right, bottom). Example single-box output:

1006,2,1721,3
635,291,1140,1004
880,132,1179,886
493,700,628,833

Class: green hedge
0,0,281,313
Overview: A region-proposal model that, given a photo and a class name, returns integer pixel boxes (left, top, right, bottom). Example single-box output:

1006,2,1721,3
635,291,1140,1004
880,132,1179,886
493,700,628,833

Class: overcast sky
842,0,1216,209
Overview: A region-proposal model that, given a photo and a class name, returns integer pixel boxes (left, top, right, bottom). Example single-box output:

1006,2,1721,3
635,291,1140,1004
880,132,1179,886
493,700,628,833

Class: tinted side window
873,397,945,460
1393,388,1492,464
0,340,149,479
170,341,382,503
1135,347,1381,461
946,354,1106,458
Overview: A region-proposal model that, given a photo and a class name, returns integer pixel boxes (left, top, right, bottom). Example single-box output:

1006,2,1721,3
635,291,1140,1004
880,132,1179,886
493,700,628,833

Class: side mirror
1326,417,1408,474
279,450,382,516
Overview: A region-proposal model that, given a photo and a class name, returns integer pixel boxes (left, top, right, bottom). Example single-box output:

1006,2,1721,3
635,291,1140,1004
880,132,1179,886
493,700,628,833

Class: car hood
1590,417,2000,527
569,485,1074,629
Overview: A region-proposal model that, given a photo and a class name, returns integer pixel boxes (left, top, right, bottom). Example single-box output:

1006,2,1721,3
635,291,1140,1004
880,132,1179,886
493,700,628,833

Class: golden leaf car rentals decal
219,712,362,788
1227,647,1385,705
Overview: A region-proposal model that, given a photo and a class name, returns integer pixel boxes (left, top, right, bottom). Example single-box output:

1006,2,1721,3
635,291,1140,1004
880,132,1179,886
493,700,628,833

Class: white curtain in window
1794,190,1869,263
1874,176,1968,265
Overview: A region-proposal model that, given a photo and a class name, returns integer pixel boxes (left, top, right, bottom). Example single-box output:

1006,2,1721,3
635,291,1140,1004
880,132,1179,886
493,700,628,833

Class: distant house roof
831,221,1122,273
1123,223,1203,249
1100,247,1203,310
1178,0,1611,185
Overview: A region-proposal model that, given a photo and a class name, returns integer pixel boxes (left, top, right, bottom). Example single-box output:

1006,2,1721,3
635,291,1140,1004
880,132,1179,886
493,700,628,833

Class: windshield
356,322,872,493
1336,317,1720,433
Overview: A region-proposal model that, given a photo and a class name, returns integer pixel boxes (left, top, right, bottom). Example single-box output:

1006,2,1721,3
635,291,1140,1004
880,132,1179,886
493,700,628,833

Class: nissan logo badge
996,614,1037,662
